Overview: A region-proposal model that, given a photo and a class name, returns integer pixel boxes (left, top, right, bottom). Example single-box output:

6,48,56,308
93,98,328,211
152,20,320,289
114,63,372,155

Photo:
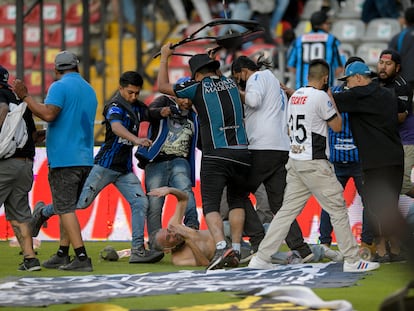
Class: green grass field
1,241,413,311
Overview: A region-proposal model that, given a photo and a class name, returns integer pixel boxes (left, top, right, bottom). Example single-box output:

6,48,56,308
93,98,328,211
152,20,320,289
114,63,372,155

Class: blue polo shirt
44,72,97,168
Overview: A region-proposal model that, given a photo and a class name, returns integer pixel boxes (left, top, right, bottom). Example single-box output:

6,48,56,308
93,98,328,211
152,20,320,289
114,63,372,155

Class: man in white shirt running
231,55,314,262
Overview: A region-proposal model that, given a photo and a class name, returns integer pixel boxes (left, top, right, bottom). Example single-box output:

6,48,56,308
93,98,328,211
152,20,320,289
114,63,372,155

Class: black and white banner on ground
0,262,366,307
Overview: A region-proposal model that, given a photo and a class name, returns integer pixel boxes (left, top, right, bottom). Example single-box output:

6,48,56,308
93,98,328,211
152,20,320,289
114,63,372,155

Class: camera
169,104,181,117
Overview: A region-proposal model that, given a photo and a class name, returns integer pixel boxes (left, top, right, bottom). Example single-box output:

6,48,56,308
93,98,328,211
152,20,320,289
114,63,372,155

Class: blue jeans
77,165,148,248
319,162,374,245
145,158,199,235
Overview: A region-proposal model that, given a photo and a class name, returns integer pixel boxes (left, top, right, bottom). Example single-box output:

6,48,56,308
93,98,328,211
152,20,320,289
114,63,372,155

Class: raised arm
147,187,189,226
157,43,177,97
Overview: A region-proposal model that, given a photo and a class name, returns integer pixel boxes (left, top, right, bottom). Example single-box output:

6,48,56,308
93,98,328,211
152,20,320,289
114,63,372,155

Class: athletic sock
216,240,227,250
232,243,241,253
57,246,69,257
75,246,88,261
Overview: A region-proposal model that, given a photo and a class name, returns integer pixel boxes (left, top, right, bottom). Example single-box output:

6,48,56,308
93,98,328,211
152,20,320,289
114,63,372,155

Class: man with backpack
0,65,44,271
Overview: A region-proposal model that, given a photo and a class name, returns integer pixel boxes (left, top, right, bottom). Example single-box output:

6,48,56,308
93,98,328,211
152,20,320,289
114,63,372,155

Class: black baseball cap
0,65,10,87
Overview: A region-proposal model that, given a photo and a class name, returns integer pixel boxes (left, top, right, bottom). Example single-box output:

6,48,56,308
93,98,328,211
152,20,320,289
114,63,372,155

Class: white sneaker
322,245,344,262
343,259,380,272
248,255,274,269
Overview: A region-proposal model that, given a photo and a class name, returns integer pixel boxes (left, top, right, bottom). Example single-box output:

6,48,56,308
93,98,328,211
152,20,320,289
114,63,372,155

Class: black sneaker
389,252,406,263
206,247,238,271
30,201,49,237
42,254,70,269
58,257,93,272
18,258,41,271
240,248,256,264
129,246,164,263
373,253,391,263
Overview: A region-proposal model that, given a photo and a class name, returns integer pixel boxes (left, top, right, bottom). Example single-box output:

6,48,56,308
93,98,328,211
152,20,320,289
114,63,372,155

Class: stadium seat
48,26,83,48
65,2,100,25
0,27,15,48
24,4,40,24
24,26,50,47
356,42,388,66
32,48,61,70
43,3,61,24
331,19,365,43
337,0,364,19
0,49,34,70
24,71,54,96
362,18,401,42
339,43,356,60
0,4,16,24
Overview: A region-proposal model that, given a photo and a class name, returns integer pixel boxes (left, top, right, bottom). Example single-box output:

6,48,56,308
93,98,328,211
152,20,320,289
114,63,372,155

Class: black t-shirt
334,82,403,170
0,87,36,159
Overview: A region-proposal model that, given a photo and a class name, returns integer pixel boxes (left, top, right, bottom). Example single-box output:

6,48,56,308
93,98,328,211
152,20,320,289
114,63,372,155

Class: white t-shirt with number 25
287,86,336,161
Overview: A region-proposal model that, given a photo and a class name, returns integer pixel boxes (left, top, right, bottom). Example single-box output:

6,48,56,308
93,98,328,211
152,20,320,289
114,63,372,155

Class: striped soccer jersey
174,76,248,152
287,30,342,89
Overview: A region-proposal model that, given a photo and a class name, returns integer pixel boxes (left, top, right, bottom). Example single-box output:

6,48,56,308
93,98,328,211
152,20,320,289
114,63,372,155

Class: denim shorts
48,166,91,214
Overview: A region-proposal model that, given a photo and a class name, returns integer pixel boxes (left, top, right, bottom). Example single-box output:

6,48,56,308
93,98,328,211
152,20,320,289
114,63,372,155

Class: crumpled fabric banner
0,262,364,307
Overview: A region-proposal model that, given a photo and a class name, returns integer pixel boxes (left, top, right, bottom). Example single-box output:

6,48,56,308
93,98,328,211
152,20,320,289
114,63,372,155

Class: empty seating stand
25,3,61,24
0,2,88,78
24,71,54,96
0,49,35,70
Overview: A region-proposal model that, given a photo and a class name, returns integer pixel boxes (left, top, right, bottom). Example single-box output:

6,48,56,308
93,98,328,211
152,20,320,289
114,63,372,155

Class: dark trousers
363,165,404,239
319,162,374,245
